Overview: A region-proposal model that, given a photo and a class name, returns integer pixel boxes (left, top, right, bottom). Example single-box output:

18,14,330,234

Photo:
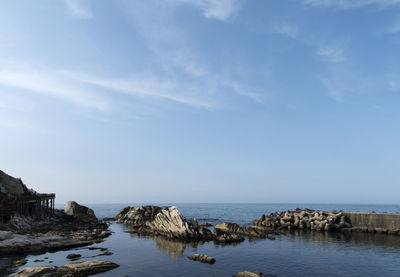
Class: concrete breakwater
344,212,400,234
253,209,400,235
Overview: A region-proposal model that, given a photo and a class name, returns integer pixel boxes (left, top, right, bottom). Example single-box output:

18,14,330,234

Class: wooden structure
0,175,55,223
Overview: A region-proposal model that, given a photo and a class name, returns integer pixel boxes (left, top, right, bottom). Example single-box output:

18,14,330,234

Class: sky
1,0,400,204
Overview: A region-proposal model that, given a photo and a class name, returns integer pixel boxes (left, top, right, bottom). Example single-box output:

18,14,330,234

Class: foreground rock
14,260,119,276
253,209,352,232
188,254,215,264
232,271,272,277
115,205,214,241
0,232,93,255
214,222,276,240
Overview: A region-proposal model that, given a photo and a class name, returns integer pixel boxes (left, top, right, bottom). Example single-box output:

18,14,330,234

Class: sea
2,203,400,277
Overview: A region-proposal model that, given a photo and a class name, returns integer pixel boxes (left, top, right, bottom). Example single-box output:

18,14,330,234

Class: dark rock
188,254,215,264
66,253,82,259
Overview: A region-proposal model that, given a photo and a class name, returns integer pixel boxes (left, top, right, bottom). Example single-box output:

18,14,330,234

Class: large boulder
115,205,214,241
64,201,97,222
14,260,119,277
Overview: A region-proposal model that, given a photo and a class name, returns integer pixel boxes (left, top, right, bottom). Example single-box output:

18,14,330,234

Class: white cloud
304,0,400,9
317,45,345,63
65,0,93,19
178,0,241,21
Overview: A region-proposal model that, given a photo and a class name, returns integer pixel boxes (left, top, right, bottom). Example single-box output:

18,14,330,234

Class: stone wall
344,212,400,231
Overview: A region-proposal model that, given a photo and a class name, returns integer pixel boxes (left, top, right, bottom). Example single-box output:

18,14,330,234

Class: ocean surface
3,203,400,277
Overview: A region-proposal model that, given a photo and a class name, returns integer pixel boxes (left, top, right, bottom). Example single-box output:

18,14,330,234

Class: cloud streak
65,0,93,19
177,0,241,21
0,67,109,111
317,45,346,63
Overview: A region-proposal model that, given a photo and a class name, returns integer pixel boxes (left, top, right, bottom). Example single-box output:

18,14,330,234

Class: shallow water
3,203,400,276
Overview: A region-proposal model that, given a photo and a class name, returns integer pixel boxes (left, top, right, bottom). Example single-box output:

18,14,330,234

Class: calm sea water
3,203,400,276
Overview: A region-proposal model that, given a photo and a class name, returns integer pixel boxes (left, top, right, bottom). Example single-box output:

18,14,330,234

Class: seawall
344,212,400,232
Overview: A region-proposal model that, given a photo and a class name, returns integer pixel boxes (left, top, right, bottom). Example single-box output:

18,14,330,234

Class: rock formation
214,222,276,240
14,260,119,276
188,254,216,264
115,205,214,241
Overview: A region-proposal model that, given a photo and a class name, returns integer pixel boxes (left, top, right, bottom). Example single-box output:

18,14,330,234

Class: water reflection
0,255,25,276
285,230,400,252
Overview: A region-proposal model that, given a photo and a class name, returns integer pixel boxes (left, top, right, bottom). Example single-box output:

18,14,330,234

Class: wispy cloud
65,0,93,19
65,72,217,109
273,23,298,39
126,1,262,105
177,0,241,21
382,19,400,33
0,91,35,113
304,0,400,9
0,67,109,111
319,67,387,101
317,45,346,63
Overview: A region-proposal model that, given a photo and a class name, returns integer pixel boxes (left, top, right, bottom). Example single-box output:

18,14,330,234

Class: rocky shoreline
3,202,400,276
0,201,111,256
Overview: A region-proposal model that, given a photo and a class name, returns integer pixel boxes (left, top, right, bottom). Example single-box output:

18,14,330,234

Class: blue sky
1,0,400,204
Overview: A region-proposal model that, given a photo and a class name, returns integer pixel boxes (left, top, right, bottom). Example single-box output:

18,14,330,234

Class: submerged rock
14,260,119,277
188,254,216,264
115,205,214,241
66,253,81,259
232,271,271,277
233,271,277,277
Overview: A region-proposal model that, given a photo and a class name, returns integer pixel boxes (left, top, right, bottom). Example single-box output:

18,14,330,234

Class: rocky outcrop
253,209,352,232
188,254,216,264
115,206,214,241
64,201,97,222
0,170,24,196
232,271,272,277
214,222,276,240
14,260,119,276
